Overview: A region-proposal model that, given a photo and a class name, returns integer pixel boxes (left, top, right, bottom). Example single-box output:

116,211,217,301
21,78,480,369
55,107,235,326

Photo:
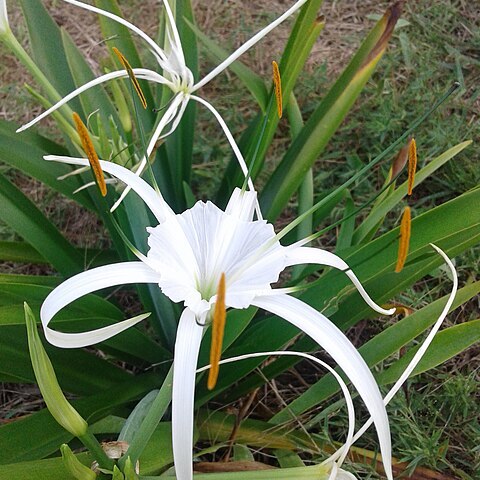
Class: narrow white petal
17,70,129,132
192,0,308,91
40,262,160,348
328,244,458,465
172,308,204,480
252,294,393,480
44,155,174,222
110,94,185,211
190,95,262,220
162,0,186,69
62,0,168,63
285,247,396,316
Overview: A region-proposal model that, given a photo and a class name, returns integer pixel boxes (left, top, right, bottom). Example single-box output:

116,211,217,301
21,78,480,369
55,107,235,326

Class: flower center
145,192,286,315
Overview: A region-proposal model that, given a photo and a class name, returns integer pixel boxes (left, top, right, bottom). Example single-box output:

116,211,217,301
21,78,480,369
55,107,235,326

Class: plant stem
79,431,115,470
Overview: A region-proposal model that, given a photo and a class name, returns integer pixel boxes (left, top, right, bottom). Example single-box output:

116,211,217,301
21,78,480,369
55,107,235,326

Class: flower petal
17,69,168,133
162,0,186,71
192,0,309,91
172,308,204,480
44,155,174,222
62,0,168,65
40,262,160,348
285,247,396,316
190,95,262,219
110,93,187,211
252,294,393,480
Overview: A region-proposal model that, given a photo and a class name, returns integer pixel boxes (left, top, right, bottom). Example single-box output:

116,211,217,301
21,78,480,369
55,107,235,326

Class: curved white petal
172,308,204,480
327,244,458,466
17,68,170,133
110,93,186,211
252,294,393,480
192,0,309,91
196,349,355,467
44,155,174,222
62,0,168,64
40,262,160,348
285,247,396,316
17,70,127,132
190,95,262,220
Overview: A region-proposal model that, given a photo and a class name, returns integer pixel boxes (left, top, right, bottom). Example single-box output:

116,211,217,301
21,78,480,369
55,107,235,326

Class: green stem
119,366,174,469
79,431,115,470
1,31,74,119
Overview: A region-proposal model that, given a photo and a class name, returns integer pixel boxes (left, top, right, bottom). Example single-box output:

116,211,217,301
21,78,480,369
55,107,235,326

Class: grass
0,0,478,478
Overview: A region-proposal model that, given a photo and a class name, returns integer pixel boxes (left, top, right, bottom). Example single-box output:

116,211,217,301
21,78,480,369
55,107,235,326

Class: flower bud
61,444,96,480
0,0,9,36
24,303,88,437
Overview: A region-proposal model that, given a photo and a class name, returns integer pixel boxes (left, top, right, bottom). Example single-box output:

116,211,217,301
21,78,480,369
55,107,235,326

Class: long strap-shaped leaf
261,3,403,220
0,173,84,276
0,120,94,210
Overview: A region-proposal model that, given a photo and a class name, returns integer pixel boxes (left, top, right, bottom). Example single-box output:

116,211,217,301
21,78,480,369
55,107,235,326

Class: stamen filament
72,113,107,197
113,47,147,109
272,60,283,118
395,206,411,272
407,138,417,195
208,273,226,390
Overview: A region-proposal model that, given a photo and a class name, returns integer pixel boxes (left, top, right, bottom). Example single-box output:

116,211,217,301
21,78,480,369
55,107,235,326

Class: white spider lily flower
0,0,9,36
17,0,309,210
42,154,396,480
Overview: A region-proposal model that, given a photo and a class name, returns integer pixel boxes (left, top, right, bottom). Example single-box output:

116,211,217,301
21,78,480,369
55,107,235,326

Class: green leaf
0,172,84,276
376,319,480,384
94,0,154,129
19,0,82,112
261,4,404,220
0,120,94,210
0,373,158,463
61,29,120,134
353,140,473,244
0,241,118,267
336,191,355,251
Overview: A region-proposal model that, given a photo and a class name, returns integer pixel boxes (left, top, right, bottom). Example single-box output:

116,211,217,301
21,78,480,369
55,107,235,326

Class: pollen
395,206,411,273
272,60,283,119
72,113,107,197
407,138,417,195
208,273,227,391
113,47,147,109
